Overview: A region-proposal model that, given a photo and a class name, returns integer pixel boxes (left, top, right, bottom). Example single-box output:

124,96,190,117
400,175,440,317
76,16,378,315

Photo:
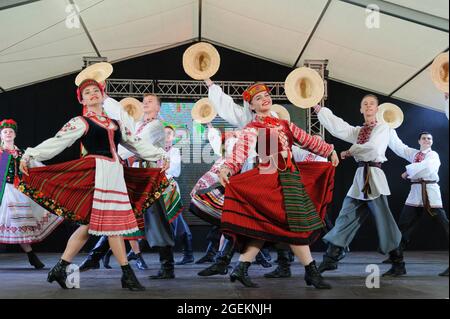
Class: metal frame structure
105,60,329,136
106,79,287,100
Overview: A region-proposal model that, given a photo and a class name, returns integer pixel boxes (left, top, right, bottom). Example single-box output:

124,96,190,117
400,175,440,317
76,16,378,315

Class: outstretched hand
19,160,29,176
219,166,232,187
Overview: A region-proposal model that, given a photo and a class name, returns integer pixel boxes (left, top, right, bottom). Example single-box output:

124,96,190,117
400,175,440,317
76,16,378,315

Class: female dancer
19,79,168,291
0,119,62,268
218,83,339,289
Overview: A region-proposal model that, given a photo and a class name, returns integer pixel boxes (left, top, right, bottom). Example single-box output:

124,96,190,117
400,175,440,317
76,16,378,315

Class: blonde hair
143,93,161,105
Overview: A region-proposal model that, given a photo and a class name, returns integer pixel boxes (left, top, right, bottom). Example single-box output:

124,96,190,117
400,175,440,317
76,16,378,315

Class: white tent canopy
0,0,448,112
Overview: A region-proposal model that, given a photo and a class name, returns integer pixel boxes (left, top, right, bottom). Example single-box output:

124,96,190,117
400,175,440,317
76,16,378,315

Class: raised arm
388,129,417,163
119,124,167,163
208,83,253,128
207,126,222,156
166,148,181,178
103,96,137,132
22,117,87,163
222,127,258,176
314,106,359,144
289,122,334,158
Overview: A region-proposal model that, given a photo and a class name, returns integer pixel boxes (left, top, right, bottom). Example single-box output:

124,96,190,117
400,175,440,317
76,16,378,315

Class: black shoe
195,254,216,264
304,260,332,289
439,267,449,277
318,244,345,273
79,235,110,272
382,262,407,277
27,251,45,269
254,251,272,268
176,233,194,265
79,257,101,272
264,249,291,278
382,248,406,277
261,248,272,262
149,268,175,279
382,257,393,264
198,237,235,277
127,251,138,262
121,264,145,291
103,249,113,269
149,246,175,279
47,259,71,289
230,262,259,288
135,253,148,270
264,265,292,278
176,254,194,265
195,242,218,264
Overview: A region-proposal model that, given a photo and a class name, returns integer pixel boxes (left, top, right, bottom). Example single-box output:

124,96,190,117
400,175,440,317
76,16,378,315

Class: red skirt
221,162,335,246
19,158,168,234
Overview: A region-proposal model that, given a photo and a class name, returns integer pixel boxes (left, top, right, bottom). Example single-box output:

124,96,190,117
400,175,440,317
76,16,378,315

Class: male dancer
314,95,402,273
385,130,449,277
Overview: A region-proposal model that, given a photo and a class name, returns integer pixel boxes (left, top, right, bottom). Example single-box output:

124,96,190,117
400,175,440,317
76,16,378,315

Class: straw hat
75,62,113,86
191,98,217,124
119,97,144,122
271,104,291,122
431,52,449,93
183,42,220,80
284,67,324,108
376,103,404,129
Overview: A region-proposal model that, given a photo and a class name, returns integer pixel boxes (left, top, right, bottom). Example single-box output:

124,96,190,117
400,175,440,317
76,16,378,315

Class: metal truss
105,60,328,136
105,79,287,101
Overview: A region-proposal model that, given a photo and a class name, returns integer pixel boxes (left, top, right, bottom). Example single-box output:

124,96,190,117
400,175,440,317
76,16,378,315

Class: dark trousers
399,205,449,249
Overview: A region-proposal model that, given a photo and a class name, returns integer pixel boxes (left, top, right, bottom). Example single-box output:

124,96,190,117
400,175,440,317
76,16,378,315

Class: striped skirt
221,162,335,246
19,157,168,236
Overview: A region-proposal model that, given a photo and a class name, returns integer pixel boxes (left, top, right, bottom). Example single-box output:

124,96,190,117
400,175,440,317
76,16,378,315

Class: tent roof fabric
0,0,448,112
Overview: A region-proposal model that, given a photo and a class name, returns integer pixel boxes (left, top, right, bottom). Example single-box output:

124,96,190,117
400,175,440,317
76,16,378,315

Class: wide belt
410,179,437,217
357,161,382,199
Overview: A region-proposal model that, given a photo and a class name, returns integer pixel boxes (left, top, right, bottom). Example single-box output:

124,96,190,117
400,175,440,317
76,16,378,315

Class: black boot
47,259,71,289
27,251,45,269
264,249,291,278
230,261,259,288
135,253,148,270
195,242,218,264
381,256,393,264
149,246,175,279
176,233,194,265
121,264,145,291
382,248,406,277
127,250,138,261
198,237,235,277
254,251,272,268
304,260,332,289
439,267,449,277
261,248,272,262
103,249,113,269
318,244,345,273
79,235,110,272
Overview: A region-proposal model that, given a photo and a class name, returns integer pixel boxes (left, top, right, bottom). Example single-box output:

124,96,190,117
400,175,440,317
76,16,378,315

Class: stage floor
0,251,448,299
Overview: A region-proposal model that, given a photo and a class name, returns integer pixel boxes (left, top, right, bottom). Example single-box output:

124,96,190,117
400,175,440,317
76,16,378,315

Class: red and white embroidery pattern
223,116,333,175
414,152,425,163
357,121,377,145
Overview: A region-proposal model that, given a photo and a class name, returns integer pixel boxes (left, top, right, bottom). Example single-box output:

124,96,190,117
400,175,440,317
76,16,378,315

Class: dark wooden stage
0,251,447,299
